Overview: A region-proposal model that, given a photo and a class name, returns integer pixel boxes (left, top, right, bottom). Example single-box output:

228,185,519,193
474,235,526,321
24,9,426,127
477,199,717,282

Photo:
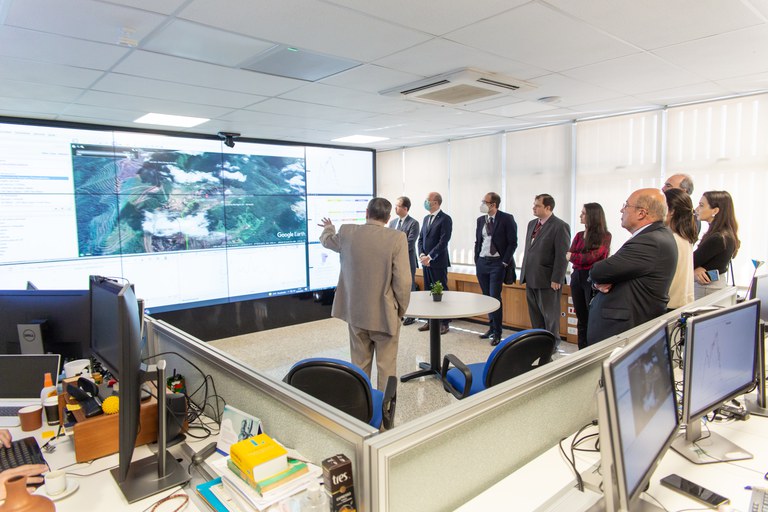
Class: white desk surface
405,291,499,320
456,397,768,512
2,422,214,512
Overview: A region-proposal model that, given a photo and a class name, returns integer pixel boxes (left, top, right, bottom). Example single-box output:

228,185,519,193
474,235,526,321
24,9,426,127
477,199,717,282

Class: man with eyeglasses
474,192,518,345
586,188,678,346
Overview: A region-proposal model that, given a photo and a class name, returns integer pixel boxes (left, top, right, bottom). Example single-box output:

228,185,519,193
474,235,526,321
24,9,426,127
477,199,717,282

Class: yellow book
230,434,288,484
227,458,309,495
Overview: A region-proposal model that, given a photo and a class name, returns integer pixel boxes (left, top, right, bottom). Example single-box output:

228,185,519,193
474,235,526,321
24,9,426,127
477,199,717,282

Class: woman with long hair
567,202,611,349
664,188,696,309
693,190,740,298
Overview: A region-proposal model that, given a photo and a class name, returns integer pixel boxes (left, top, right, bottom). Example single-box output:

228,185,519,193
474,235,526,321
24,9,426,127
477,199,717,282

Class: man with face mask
474,192,518,345
417,192,453,334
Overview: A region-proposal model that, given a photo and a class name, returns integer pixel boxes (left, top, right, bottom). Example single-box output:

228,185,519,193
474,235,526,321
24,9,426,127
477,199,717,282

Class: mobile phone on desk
660,473,729,507
706,269,720,282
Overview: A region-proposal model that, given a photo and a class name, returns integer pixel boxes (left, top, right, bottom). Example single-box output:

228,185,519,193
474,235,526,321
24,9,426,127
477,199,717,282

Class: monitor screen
755,274,768,323
684,299,759,422
0,289,90,357
0,120,374,313
602,321,678,508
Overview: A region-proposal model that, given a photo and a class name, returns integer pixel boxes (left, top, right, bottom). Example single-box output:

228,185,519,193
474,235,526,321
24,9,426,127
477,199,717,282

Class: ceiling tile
543,0,763,50
0,26,130,69
654,25,768,80
480,101,559,117
635,82,732,105
92,73,265,108
0,56,103,88
98,0,188,15
6,0,166,45
75,90,234,118
143,19,276,67
320,64,423,94
446,2,639,72
716,71,768,94
280,83,417,114
179,0,432,62
563,53,703,95
323,0,527,35
244,98,372,123
0,79,84,102
113,50,305,96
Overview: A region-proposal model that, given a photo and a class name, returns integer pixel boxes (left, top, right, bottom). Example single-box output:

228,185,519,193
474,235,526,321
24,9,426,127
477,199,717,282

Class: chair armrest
441,353,472,400
382,375,397,430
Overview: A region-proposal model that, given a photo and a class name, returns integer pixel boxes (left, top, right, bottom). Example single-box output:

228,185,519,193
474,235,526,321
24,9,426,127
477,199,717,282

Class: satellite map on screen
72,145,307,256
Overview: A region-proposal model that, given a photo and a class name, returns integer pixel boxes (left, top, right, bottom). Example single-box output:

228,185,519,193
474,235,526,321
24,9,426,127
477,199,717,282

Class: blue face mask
424,200,431,210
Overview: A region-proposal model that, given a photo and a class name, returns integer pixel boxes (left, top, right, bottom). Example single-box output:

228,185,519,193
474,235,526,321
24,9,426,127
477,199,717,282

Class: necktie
396,219,402,230
531,221,542,240
427,215,434,229
486,217,497,255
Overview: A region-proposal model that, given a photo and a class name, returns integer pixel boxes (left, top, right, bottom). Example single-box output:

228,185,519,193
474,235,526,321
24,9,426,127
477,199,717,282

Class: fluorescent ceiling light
332,135,389,144
134,113,209,128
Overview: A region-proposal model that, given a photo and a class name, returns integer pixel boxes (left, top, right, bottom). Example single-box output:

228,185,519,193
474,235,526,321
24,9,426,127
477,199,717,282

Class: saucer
34,480,79,501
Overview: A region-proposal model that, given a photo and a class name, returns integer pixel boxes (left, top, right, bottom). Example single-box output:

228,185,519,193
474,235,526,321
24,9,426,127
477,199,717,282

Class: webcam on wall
217,131,240,148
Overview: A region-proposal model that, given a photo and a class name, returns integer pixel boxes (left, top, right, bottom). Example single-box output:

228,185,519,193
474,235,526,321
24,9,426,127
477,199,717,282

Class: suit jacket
474,210,518,281
519,214,570,288
320,221,411,336
389,215,419,275
417,210,452,268
586,221,677,345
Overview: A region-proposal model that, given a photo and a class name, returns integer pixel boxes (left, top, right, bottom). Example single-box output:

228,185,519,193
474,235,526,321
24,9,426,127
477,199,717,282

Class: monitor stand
113,360,190,503
671,418,752,464
746,321,768,417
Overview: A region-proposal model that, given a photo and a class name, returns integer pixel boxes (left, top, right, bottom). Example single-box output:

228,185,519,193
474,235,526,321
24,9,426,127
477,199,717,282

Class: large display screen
0,120,374,312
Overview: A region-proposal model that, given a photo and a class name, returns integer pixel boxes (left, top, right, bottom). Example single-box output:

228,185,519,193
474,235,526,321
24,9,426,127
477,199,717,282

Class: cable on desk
641,491,672,512
559,420,598,492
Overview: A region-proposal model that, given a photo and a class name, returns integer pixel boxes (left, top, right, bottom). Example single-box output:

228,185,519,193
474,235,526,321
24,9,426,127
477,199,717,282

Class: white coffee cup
63,359,90,379
44,470,67,496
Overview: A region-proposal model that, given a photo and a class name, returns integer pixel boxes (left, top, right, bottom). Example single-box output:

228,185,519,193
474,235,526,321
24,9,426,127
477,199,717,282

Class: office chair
441,329,557,399
283,358,396,429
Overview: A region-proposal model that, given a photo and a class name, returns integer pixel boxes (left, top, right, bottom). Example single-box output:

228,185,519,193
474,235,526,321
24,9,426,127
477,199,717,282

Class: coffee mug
18,405,42,432
63,359,91,379
43,396,60,426
44,470,67,496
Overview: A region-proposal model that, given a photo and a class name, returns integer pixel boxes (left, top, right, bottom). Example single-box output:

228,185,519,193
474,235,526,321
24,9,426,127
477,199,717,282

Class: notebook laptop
0,354,60,427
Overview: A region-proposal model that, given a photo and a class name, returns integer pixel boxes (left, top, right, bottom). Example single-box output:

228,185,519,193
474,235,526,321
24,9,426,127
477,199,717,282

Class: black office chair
441,329,557,399
283,358,396,429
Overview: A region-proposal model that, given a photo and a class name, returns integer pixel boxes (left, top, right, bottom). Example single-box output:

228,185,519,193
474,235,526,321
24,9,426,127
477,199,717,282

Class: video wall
0,120,374,312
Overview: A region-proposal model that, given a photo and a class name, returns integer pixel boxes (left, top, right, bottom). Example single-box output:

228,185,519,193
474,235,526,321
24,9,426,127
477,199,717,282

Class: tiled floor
209,318,577,428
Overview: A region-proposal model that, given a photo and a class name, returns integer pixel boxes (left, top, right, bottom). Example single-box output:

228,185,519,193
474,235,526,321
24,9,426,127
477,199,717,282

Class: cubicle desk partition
415,268,578,344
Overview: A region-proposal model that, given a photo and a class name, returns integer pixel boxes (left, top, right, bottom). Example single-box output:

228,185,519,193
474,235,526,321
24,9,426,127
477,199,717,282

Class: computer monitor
585,321,678,511
754,274,768,323
0,289,90,357
671,299,760,464
89,275,188,503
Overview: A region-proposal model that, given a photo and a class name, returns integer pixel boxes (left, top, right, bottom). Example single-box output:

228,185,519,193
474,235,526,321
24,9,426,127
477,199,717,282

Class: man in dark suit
389,196,420,325
474,192,517,345
519,194,570,346
586,188,677,346
418,191,453,335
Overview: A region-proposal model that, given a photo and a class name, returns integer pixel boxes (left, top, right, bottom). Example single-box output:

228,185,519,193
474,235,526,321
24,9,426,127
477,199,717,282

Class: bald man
586,188,677,345
662,173,694,195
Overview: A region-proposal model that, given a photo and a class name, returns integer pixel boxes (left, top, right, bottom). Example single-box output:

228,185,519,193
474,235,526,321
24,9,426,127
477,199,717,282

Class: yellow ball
102,395,119,415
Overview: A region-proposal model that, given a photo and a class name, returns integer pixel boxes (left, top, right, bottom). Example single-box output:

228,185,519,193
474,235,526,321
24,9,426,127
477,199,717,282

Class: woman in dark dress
567,203,611,349
693,190,740,298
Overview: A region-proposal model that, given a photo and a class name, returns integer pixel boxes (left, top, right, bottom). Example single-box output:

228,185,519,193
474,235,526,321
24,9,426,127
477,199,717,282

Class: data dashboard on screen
0,120,374,312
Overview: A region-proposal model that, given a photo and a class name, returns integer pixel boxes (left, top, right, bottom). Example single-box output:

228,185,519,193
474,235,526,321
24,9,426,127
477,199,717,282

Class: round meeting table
400,291,500,382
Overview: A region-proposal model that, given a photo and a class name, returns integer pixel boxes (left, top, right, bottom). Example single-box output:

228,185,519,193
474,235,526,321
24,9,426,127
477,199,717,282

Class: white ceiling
1,0,767,151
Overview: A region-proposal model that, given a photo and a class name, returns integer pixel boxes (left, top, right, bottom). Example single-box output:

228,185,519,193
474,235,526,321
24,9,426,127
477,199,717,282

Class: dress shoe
490,333,502,346
440,324,449,335
403,317,415,326
479,328,493,339
418,322,430,332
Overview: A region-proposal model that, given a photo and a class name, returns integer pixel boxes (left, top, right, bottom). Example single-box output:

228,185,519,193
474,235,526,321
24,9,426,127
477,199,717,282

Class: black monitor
586,321,678,511
754,274,768,323
0,289,90,357
89,275,188,503
671,299,760,464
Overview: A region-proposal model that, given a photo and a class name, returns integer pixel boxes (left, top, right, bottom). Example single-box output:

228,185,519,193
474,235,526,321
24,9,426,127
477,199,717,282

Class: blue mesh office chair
283,358,396,429
441,329,557,399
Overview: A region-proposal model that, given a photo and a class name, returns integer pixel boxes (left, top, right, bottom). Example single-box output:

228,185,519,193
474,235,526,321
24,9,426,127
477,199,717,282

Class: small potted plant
430,280,444,302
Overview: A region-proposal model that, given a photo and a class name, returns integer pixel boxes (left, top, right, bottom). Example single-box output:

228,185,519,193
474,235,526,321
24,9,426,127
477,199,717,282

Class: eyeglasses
622,202,646,212
481,200,492,205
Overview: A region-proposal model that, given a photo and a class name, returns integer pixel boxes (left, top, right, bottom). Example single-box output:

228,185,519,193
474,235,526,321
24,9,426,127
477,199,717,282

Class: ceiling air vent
380,68,536,106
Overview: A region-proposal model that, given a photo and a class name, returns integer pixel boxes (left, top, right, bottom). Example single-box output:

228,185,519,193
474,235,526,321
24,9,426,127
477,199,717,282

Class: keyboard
0,437,46,471
0,405,23,417
751,488,768,512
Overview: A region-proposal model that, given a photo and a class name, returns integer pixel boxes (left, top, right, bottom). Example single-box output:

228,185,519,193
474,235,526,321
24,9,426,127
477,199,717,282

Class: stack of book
199,450,322,512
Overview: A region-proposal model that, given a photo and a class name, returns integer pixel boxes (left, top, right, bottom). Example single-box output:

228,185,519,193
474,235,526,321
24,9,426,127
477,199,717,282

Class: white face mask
479,203,489,214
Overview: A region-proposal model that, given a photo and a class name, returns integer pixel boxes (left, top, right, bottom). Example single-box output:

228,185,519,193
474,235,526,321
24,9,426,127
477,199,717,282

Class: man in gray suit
388,196,420,325
519,194,570,345
319,197,412,390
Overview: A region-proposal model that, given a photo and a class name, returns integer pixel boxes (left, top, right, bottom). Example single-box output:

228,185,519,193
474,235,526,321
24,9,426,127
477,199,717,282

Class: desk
456,410,768,511
1,423,210,512
401,291,499,382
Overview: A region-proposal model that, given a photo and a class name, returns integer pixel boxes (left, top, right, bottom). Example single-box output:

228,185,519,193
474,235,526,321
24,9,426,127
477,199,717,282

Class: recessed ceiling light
332,135,390,144
537,96,562,104
134,113,209,128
